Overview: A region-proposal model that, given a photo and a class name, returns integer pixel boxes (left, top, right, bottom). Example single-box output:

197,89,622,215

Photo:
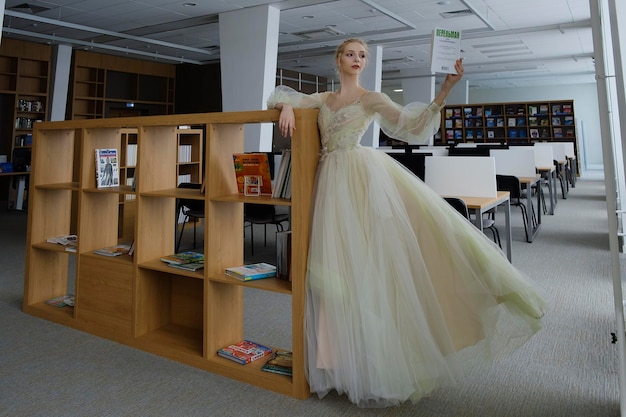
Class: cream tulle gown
267,86,545,408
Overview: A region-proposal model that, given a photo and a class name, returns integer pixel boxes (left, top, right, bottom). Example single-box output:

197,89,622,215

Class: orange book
232,153,273,195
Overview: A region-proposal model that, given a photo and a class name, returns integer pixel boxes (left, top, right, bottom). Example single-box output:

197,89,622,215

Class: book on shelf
261,350,293,376
168,262,204,271
429,27,461,74
272,149,292,199
276,230,292,282
94,242,132,257
528,105,538,115
46,234,78,252
232,153,273,195
225,262,277,281
530,128,539,138
160,251,204,265
45,294,74,308
507,118,516,127
553,128,563,138
539,104,549,114
95,148,120,188
217,340,273,365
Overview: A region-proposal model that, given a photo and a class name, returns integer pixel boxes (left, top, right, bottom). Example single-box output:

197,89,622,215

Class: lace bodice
266,85,445,152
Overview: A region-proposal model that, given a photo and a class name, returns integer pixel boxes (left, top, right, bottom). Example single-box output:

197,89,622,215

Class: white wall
469,83,602,175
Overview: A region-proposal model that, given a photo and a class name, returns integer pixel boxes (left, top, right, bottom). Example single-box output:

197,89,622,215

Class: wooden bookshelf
23,109,319,400
0,39,51,210
441,100,576,145
70,50,176,119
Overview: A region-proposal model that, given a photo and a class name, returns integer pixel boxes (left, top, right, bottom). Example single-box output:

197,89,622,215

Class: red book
217,340,273,365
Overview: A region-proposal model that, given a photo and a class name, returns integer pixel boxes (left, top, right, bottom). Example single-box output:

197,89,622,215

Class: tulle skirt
304,146,545,408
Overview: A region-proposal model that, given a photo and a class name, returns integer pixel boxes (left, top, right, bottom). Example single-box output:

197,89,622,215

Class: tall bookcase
0,39,51,210
441,100,576,145
23,109,319,399
70,50,176,119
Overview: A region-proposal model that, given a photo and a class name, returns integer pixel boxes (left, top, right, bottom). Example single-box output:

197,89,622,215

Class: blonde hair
335,38,369,62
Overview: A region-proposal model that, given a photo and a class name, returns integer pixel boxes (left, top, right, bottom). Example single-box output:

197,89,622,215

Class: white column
360,45,382,147
444,79,469,105
49,44,72,121
219,5,280,152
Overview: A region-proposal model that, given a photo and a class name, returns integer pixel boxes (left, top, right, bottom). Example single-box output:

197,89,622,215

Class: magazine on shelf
225,262,277,281
217,340,273,365
45,294,75,308
94,242,132,257
429,27,461,74
160,251,204,265
168,262,204,271
261,350,293,376
232,153,273,195
95,148,120,188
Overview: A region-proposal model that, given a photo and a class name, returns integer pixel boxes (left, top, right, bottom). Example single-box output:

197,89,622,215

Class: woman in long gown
267,38,545,408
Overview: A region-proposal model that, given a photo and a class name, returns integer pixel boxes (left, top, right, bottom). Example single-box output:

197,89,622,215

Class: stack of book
94,242,133,257
217,340,273,365
225,263,276,281
160,250,204,271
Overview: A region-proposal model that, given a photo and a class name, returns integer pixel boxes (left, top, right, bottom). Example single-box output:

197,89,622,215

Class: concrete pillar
49,44,72,121
361,45,382,147
219,5,280,152
401,75,435,104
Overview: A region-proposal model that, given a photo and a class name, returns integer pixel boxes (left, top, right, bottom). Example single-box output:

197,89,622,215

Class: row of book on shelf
447,103,573,118
114,143,194,167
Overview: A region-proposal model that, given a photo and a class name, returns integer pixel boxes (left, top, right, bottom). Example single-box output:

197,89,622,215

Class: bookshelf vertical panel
205,122,245,357
80,128,123,188
28,189,74,244
137,126,178,193
31,129,76,185
136,196,176,263
24,248,72,305
289,109,319,398
78,192,120,252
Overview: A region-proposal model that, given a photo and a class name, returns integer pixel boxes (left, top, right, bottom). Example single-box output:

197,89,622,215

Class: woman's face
337,42,367,77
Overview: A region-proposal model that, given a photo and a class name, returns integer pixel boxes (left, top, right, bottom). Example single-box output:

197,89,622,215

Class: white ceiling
1,0,596,90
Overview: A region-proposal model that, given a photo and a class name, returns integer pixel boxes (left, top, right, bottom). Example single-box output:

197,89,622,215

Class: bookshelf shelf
24,109,319,400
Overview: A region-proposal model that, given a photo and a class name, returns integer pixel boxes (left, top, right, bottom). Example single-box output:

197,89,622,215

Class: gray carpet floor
0,178,621,416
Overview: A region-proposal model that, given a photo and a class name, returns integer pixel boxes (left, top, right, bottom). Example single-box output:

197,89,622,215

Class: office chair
444,197,501,247
175,182,204,253
496,175,537,242
244,203,289,256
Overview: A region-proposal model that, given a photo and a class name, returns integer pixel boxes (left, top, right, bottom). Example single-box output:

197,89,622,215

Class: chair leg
192,217,197,249
176,214,189,253
519,203,529,242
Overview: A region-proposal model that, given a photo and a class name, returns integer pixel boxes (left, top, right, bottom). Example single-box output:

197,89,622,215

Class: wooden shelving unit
70,50,176,119
441,100,576,145
23,109,320,400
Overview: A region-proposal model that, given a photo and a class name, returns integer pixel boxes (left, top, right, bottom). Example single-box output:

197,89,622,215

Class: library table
518,176,542,243
0,171,29,210
457,191,512,262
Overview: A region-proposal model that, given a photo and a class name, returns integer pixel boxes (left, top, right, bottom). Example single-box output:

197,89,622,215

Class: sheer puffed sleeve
267,85,325,109
363,92,444,145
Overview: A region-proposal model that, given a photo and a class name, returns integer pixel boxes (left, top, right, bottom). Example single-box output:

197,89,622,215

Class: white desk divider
424,156,497,198
418,146,449,156
536,142,566,162
534,143,555,167
563,142,575,158
491,148,537,177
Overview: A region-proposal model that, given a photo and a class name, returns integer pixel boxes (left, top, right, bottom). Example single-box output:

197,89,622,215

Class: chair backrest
444,197,470,219
496,174,523,199
491,148,536,177
424,156,497,198
177,182,204,212
244,203,277,222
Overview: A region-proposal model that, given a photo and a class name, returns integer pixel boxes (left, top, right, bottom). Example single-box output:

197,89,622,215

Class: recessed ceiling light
302,15,314,19
438,1,450,5
183,2,197,6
